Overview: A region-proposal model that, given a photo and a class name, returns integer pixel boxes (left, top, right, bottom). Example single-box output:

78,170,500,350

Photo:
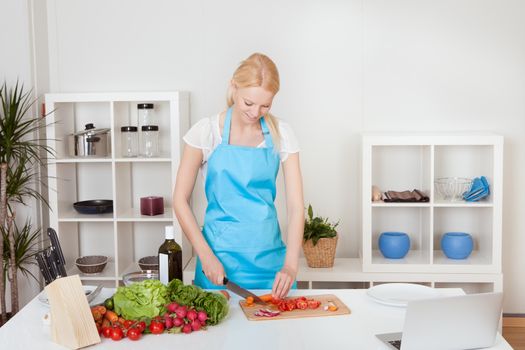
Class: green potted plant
0,81,53,324
302,204,339,268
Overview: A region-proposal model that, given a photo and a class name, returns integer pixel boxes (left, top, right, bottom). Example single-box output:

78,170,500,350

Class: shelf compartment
113,101,172,159
433,207,493,267
371,145,431,197
116,222,166,276
371,207,431,265
50,101,112,159
114,162,172,216
56,163,113,214
67,261,116,281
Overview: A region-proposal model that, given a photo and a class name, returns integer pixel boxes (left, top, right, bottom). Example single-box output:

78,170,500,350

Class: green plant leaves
303,204,338,246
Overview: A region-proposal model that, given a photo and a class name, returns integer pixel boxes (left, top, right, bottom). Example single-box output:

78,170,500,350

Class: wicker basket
302,235,338,268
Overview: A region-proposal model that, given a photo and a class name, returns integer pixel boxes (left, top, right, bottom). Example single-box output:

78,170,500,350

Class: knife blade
223,277,265,304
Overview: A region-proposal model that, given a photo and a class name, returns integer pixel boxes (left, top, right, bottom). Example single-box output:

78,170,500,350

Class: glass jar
141,125,159,157
120,126,138,157
137,103,156,127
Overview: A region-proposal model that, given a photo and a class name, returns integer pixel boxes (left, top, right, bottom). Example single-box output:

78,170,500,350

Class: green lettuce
113,279,169,320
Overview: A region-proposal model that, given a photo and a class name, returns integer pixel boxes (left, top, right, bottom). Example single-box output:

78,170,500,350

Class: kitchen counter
0,287,512,349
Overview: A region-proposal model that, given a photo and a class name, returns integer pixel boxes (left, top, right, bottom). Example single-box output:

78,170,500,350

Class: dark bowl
138,256,159,270
73,200,113,214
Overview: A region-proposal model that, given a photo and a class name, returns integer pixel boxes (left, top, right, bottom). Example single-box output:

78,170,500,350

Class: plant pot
302,235,338,268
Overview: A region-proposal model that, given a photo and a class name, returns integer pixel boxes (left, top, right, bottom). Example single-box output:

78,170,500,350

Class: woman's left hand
272,265,297,299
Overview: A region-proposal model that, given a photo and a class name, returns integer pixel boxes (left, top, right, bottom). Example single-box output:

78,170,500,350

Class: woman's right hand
201,252,225,286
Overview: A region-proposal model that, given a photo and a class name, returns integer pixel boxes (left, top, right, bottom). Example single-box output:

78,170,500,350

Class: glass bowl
434,177,472,201
122,270,159,286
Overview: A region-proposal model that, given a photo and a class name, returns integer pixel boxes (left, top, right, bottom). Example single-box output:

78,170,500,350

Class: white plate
38,285,100,307
367,283,441,307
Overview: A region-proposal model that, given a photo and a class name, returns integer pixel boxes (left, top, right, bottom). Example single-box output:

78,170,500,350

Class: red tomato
110,327,124,341
277,300,287,312
136,321,147,333
296,299,308,310
271,297,281,305
285,300,296,311
102,327,112,338
307,299,321,309
149,320,165,335
219,290,231,301
123,320,134,329
127,327,142,341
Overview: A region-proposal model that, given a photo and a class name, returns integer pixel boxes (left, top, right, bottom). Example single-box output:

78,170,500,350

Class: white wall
0,0,44,310
6,0,524,312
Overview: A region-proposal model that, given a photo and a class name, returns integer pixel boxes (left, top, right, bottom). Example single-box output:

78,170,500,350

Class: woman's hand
272,265,297,299
201,252,225,286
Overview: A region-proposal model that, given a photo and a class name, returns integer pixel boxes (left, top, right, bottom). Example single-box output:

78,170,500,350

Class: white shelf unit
362,133,503,274
46,92,190,286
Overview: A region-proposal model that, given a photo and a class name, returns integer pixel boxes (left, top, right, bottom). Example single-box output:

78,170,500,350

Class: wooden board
239,294,351,321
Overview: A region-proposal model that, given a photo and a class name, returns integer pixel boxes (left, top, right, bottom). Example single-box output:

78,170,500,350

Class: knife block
45,275,101,349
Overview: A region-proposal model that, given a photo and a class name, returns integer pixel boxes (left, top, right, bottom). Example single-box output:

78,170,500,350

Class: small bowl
435,177,473,201
75,255,108,274
122,270,159,286
73,200,113,214
379,232,411,259
138,256,159,270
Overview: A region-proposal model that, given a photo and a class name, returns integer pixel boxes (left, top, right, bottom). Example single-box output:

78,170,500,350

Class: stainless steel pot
68,123,111,157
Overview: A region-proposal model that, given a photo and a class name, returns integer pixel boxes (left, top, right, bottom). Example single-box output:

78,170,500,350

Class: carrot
104,310,118,323
245,296,254,305
258,294,273,302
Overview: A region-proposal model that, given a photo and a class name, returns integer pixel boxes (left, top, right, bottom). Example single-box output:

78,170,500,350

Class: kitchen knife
36,252,53,285
223,277,265,304
47,228,67,277
44,248,59,281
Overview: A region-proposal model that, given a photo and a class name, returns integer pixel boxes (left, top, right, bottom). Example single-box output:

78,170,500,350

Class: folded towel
383,189,430,202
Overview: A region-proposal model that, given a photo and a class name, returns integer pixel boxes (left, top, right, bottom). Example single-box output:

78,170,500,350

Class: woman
173,53,304,299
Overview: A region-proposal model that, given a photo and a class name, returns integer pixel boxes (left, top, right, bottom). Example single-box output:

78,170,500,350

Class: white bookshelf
362,133,503,275
46,92,190,287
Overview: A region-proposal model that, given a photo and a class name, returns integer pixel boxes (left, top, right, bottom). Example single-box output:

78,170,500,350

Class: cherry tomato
149,320,165,335
110,327,124,341
136,321,147,333
102,327,112,338
127,327,142,341
123,320,134,329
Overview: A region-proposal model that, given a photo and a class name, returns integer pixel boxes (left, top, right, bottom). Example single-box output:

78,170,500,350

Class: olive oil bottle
158,226,182,284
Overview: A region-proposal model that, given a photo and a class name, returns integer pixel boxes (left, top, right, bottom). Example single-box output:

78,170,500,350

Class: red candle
140,196,164,216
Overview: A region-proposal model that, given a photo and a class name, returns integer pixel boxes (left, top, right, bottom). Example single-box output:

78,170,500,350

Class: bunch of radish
164,302,208,334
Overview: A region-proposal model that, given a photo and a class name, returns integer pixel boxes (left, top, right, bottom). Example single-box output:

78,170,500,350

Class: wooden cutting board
239,294,351,321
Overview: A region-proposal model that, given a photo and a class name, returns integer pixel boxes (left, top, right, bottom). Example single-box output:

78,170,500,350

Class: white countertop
0,288,512,350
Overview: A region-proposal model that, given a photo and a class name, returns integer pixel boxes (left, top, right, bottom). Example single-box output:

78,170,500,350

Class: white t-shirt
183,114,300,179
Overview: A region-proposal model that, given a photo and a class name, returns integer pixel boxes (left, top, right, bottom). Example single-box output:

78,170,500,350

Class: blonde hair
226,53,281,150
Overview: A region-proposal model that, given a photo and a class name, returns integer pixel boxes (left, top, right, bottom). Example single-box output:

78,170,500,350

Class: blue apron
194,107,287,289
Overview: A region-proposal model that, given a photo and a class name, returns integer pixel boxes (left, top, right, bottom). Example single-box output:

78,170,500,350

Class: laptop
376,292,503,350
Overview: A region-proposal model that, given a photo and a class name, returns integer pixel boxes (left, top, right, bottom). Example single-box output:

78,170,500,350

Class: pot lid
72,123,110,136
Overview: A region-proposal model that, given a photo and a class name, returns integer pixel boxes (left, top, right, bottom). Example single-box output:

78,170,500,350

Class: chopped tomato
307,299,321,309
296,299,308,310
277,300,287,312
285,300,296,311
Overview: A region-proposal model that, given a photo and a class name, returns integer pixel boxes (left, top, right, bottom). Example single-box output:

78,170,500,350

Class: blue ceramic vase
441,232,473,259
379,232,410,259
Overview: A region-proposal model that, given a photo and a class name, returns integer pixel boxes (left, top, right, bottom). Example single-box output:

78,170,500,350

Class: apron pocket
208,219,284,252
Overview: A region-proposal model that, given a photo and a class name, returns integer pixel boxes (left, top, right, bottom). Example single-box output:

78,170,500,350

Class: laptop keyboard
388,340,402,349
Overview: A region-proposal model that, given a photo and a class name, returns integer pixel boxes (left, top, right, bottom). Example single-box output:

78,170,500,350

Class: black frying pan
73,200,113,214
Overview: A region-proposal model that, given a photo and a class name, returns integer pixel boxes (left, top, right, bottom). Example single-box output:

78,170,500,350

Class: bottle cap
165,226,175,240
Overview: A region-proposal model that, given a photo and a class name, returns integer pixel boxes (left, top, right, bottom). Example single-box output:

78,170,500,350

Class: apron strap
260,117,274,149
221,107,233,145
